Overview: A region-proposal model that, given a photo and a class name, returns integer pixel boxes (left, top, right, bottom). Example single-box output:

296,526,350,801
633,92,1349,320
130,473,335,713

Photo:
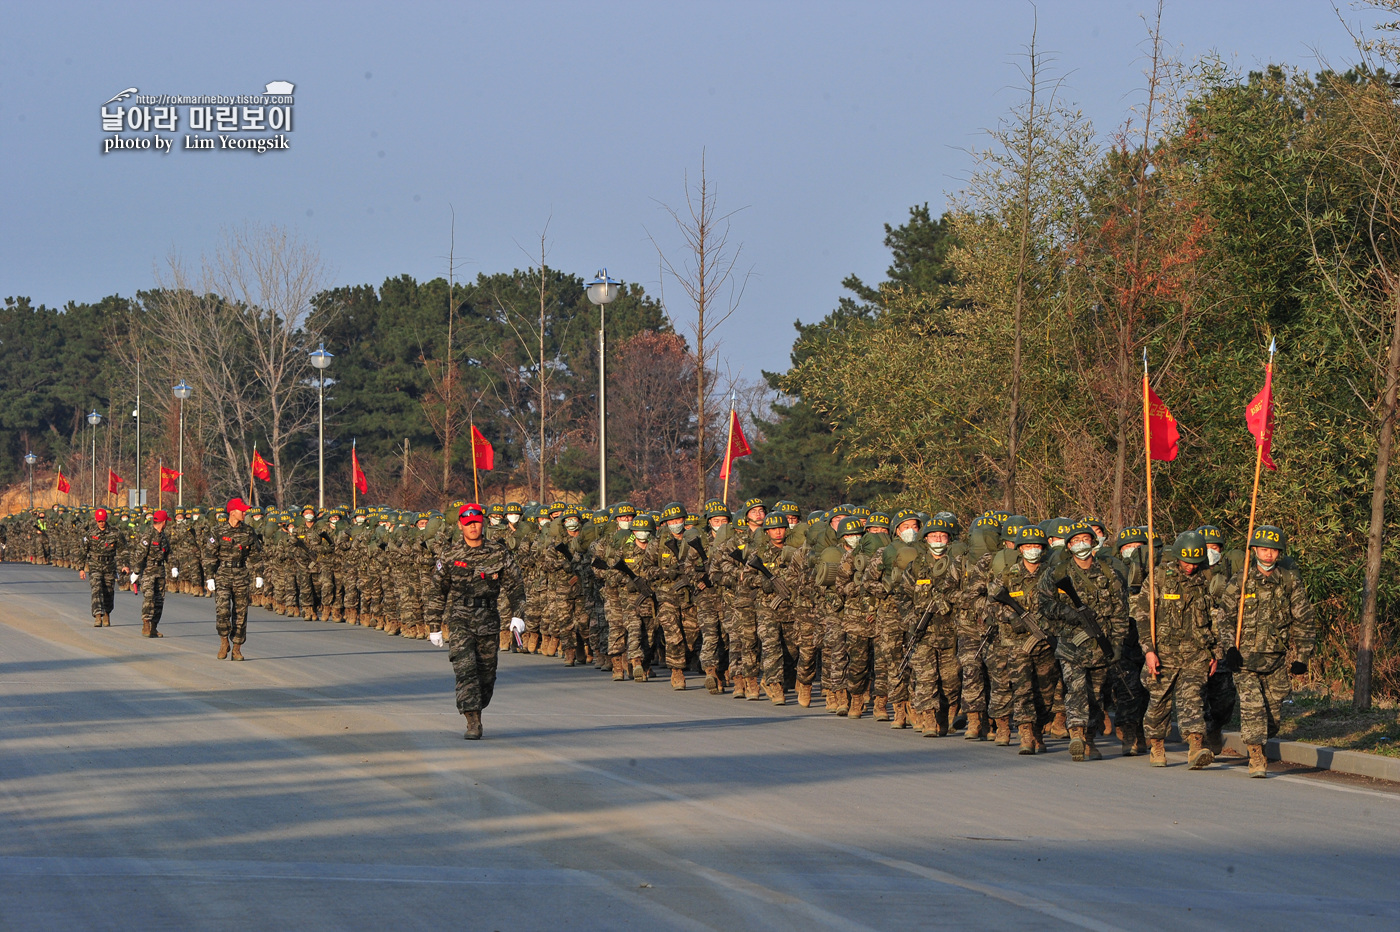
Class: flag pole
721,393,736,507
352,440,357,511
1142,350,1158,657
249,445,256,502
158,458,163,511
1235,338,1276,649
470,420,480,503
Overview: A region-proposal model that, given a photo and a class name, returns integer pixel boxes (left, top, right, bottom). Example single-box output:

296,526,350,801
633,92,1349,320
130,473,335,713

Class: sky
0,1,1369,385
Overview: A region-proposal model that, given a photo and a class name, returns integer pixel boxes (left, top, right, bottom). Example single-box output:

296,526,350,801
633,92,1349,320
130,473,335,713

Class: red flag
719,409,751,480
1245,364,1276,471
107,469,124,495
351,443,368,495
160,466,181,493
471,424,494,471
1145,385,1179,462
251,448,271,482
56,469,71,494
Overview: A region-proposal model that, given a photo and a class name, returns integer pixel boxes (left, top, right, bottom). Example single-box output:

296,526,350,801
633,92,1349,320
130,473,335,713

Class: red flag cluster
107,469,123,495
352,443,368,495
471,424,494,472
160,466,181,493
1144,347,1278,468
720,409,751,481
251,448,271,482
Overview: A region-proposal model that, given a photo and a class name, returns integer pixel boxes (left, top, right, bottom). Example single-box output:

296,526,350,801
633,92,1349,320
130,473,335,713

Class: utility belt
461,596,496,608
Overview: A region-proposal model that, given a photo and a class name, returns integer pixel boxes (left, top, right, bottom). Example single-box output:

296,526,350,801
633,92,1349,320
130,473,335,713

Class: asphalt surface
2,560,1397,932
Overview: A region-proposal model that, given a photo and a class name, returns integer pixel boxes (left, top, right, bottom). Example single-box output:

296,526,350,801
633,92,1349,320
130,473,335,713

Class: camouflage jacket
1215,559,1316,673
425,536,524,632
1133,563,1220,667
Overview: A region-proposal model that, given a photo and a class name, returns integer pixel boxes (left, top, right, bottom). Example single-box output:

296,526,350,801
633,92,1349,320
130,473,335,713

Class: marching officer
131,509,174,638
205,497,263,660
80,507,124,627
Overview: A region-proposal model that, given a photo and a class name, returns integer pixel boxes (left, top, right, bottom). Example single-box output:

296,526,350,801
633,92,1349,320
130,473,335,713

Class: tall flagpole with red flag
1142,350,1180,654
1236,338,1278,650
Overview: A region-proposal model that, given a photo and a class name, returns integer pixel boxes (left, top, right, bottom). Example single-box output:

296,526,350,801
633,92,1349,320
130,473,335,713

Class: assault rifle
744,551,792,602
896,598,941,677
1055,575,1137,693
989,588,1051,645
609,556,654,600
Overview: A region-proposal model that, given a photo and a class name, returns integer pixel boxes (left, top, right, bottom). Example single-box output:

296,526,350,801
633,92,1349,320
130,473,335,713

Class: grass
1276,689,1400,758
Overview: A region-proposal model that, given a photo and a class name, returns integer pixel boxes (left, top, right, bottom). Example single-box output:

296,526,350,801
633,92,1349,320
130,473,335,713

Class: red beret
152,510,169,523
225,497,249,514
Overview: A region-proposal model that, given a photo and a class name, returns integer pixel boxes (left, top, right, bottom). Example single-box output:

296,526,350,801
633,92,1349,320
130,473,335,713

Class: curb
1223,731,1400,783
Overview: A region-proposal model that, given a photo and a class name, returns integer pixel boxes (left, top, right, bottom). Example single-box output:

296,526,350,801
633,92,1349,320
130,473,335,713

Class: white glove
130,573,139,585
428,630,444,648
255,576,264,589
206,579,216,592
170,566,179,578
509,617,525,635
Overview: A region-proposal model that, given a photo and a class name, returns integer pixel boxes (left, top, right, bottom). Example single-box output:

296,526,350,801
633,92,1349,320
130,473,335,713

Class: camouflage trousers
446,606,502,713
341,566,360,619
997,638,1058,727
697,587,726,673
756,599,797,687
523,578,546,636
873,609,905,702
291,562,315,613
1108,654,1148,728
550,589,592,657
317,567,338,618
655,600,696,670
1141,663,1208,741
726,597,760,680
1235,664,1292,746
841,622,875,696
956,624,990,715
214,574,251,645
1060,660,1110,731
795,611,822,687
139,572,166,634
909,638,960,715
821,610,847,691
1203,669,1238,733
88,568,117,618
606,594,645,661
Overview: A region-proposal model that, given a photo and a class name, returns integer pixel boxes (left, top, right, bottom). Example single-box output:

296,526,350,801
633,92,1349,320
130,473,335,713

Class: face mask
899,528,918,544
1120,544,1140,559
634,530,651,542
1094,531,1106,545
354,516,365,525
564,518,579,530
489,517,502,526
668,521,685,535
1069,540,1094,558
1207,548,1222,566
1049,539,1064,549
843,535,863,548
927,540,948,555
617,518,632,531
1256,558,1275,573
1021,546,1043,564
506,515,520,525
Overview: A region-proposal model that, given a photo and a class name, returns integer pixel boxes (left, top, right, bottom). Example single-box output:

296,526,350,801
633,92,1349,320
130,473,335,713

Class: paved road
1,561,1396,931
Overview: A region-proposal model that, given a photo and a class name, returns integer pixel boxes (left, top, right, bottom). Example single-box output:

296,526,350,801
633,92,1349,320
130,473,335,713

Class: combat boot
611,657,626,681
524,632,540,653
384,622,400,636
91,613,101,628
141,619,151,637
872,695,890,721
564,648,577,667
1018,724,1037,755
217,636,230,660
1186,733,1214,770
463,710,483,740
1205,728,1225,756
1247,743,1267,778
346,609,359,625
890,701,910,729
964,711,985,740
704,667,721,694
733,676,749,699
1131,724,1147,756
1085,733,1102,760
796,682,812,707
632,660,648,682
765,681,786,705
1102,711,1114,736
500,631,512,651
1069,726,1087,762
848,692,866,720
949,701,963,732
834,689,851,717
1149,737,1167,767
671,668,686,690
746,676,763,700
150,624,162,638
1032,722,1047,752
994,717,1011,746
1048,711,1069,739
230,643,244,661
301,608,316,621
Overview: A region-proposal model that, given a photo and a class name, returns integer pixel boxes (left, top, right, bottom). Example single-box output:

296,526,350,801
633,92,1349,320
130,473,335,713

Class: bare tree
653,153,750,507
421,208,469,496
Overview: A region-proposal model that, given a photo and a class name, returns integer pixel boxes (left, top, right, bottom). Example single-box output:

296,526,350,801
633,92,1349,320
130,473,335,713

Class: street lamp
309,343,334,510
585,269,621,509
172,381,193,507
24,452,37,511
86,410,102,507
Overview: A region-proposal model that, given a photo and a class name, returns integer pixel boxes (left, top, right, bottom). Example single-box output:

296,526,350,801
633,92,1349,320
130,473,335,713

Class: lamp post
24,452,37,511
173,381,193,507
86,410,102,507
585,269,621,509
309,343,334,510
134,353,141,507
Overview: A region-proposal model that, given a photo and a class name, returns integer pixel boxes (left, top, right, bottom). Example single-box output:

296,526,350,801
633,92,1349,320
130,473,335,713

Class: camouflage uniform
899,541,966,735
130,524,172,637
749,527,801,702
642,529,697,678
714,526,762,696
205,520,263,653
82,520,124,623
1218,557,1317,747
426,534,524,714
1136,561,1221,751
983,550,1057,746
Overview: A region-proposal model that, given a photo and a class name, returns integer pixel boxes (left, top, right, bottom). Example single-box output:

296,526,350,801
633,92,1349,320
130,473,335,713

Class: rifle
989,588,1051,645
554,540,574,561
1055,575,1137,693
744,551,792,602
610,556,654,600
896,600,939,677
685,535,713,589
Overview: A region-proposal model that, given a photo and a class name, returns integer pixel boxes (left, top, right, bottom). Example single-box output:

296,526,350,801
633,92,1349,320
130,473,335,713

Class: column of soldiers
3,495,1316,776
